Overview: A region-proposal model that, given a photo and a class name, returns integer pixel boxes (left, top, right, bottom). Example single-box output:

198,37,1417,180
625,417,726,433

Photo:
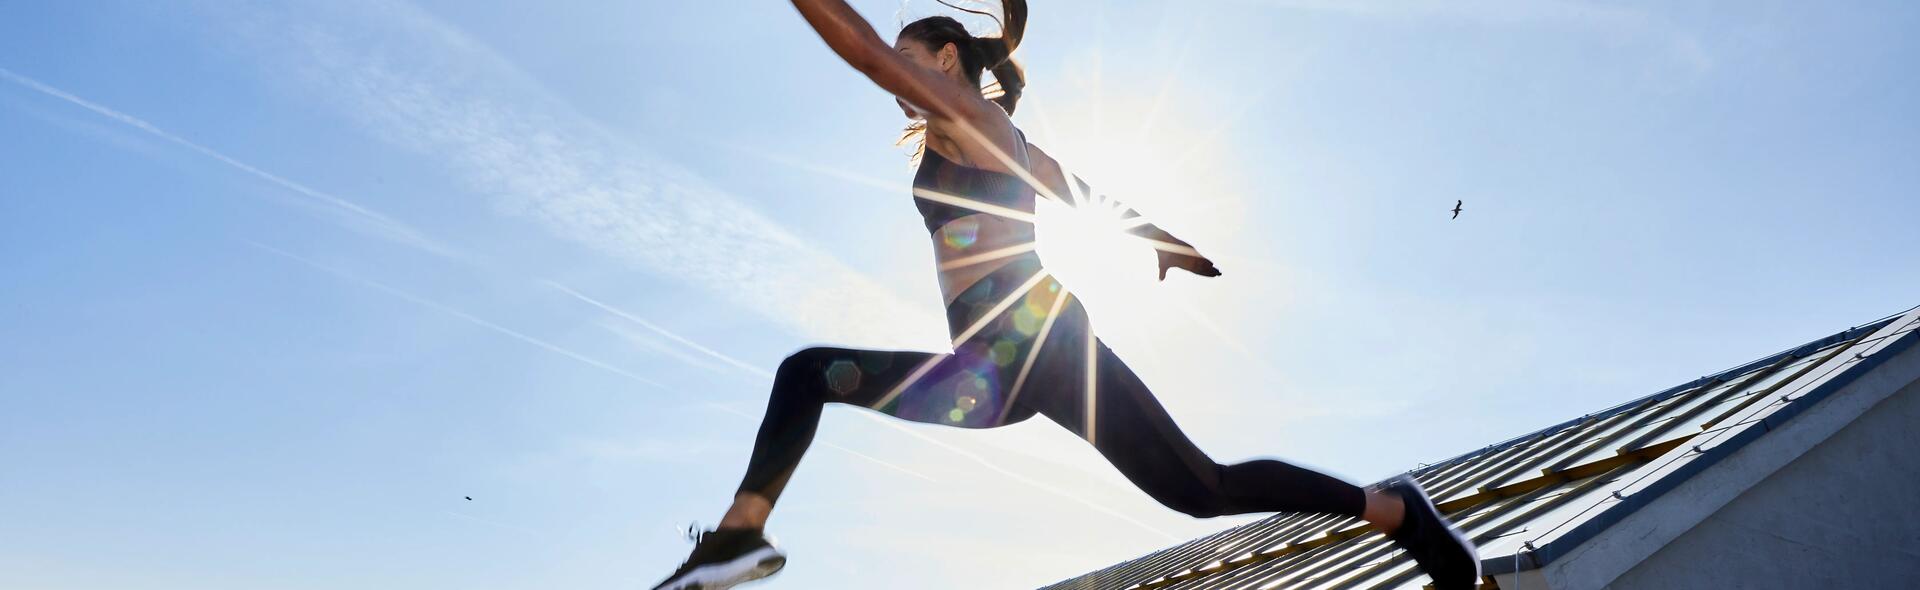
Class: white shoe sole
1391,475,1482,579
657,546,787,590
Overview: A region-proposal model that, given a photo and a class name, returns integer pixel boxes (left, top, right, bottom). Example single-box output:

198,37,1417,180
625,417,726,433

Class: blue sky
3,1,1916,588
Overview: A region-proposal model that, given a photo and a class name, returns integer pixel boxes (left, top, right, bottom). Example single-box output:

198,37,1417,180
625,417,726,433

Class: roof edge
1481,304,1920,577
1402,306,1914,484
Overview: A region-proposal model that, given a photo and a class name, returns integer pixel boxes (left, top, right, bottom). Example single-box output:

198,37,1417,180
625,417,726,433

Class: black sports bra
911,133,1037,234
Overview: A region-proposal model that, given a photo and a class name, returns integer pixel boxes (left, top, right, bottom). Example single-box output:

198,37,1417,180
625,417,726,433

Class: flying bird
1451,200,1463,219
464,496,472,501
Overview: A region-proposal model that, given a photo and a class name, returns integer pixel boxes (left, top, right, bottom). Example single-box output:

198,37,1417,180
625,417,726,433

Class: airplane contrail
243,241,663,389
545,281,773,380
1,67,456,259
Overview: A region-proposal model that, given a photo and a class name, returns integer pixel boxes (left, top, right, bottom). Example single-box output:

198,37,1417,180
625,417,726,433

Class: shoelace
665,521,708,572
677,520,774,548
681,521,707,544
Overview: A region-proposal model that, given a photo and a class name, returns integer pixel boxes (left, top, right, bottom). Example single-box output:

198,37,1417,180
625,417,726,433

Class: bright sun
1034,190,1150,314
1027,97,1244,341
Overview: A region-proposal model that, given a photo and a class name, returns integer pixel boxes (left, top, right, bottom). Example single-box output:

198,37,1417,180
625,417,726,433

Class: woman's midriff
934,227,1091,378
930,213,1039,307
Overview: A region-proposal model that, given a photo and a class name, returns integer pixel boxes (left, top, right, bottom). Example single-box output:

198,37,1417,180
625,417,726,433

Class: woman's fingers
1190,258,1222,277
1156,251,1222,280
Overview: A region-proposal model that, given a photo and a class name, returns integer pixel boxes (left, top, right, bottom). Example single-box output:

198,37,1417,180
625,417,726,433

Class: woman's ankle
1361,490,1405,534
715,518,764,532
718,492,773,531
715,513,765,531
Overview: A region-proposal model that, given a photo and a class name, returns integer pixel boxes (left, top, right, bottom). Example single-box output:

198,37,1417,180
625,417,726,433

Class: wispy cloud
251,238,944,485
214,0,945,349
848,410,1183,542
217,0,1180,543
243,240,665,389
550,281,774,380
555,260,1167,534
706,137,915,198
0,67,459,258
556,254,1179,536
699,402,940,483
249,235,1134,522
603,322,740,377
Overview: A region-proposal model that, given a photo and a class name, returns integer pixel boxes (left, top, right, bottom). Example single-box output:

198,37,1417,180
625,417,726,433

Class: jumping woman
651,1,1479,588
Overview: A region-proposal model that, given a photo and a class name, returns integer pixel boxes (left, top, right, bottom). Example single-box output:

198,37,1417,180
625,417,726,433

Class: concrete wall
1603,378,1920,589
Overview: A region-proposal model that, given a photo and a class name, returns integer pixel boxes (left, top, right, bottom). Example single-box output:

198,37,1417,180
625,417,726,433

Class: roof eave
1482,304,1920,579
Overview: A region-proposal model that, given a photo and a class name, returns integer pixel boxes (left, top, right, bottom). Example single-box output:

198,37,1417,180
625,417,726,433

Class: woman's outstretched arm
790,0,994,124
1027,144,1222,280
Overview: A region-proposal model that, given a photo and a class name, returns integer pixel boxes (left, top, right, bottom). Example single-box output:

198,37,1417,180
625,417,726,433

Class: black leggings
735,256,1365,519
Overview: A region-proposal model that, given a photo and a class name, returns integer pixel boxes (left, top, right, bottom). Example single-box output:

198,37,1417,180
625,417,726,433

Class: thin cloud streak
634,312,1170,534
243,241,664,390
250,239,945,486
0,67,458,259
579,259,1172,536
8,60,941,507
218,0,944,349
703,402,939,484
222,0,1178,546
603,323,739,377
849,411,1182,542
549,281,774,380
705,137,914,197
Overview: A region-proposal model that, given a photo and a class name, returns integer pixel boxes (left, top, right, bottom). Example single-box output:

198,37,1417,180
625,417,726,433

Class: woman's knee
772,347,838,399
777,346,831,373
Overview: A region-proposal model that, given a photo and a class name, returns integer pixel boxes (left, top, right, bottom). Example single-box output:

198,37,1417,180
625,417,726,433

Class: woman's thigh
1016,335,1221,491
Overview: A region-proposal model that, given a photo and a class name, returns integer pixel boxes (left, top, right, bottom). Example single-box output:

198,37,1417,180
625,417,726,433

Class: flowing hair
895,0,1029,164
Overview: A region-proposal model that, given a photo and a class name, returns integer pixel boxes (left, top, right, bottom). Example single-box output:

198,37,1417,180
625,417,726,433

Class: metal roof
1042,306,1920,590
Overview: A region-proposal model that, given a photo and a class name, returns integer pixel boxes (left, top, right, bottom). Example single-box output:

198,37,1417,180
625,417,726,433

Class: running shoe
1382,476,1480,590
650,524,786,590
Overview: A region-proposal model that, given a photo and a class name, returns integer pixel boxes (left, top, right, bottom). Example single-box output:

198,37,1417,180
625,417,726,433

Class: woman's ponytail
986,57,1025,114
936,0,1028,113
985,0,1026,114
897,0,1031,159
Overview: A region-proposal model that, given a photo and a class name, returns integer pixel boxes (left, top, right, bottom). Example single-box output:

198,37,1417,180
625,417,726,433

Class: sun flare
1034,192,1149,309
1027,100,1244,343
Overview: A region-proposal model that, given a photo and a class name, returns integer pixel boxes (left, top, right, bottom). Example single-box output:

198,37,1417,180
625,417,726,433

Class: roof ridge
1387,306,1912,484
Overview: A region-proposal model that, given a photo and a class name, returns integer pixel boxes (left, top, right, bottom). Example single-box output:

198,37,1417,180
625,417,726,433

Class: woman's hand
1155,236,1222,281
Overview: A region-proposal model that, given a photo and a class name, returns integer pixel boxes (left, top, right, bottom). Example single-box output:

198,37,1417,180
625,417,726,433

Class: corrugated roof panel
1041,307,1920,590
